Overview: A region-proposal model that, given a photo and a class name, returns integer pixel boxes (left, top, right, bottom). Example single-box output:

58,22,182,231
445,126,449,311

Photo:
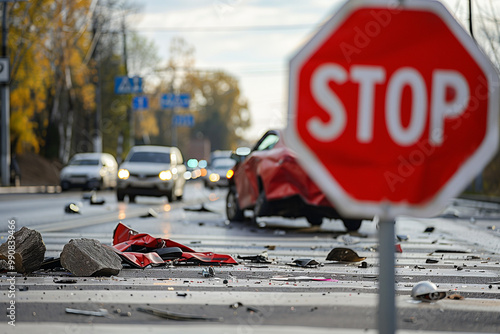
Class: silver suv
116,145,186,202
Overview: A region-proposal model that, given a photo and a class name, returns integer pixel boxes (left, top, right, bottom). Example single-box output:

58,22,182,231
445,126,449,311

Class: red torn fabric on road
112,223,238,268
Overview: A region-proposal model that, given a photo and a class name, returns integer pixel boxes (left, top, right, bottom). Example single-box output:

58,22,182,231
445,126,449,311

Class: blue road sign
160,93,190,109
173,114,194,127
132,96,149,110
115,76,143,94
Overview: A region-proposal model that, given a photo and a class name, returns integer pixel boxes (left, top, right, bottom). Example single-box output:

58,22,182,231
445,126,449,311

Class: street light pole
0,2,10,186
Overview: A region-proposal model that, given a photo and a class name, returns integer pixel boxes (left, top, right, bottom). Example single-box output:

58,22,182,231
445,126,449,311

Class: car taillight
226,169,234,179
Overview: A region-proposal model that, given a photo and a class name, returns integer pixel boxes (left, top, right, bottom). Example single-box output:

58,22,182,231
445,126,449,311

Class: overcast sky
128,0,495,142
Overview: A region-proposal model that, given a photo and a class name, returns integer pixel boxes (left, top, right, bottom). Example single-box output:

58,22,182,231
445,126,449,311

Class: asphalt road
1,181,500,333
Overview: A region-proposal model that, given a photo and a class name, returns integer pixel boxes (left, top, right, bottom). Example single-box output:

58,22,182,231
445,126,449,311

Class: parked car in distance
60,153,118,190
116,145,186,202
226,130,368,232
203,157,236,188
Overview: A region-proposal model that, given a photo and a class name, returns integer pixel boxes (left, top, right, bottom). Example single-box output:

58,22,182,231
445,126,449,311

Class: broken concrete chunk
0,226,46,274
60,238,122,277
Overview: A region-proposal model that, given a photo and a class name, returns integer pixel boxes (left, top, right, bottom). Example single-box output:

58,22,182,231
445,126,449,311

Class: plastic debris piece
246,306,261,313
425,259,439,264
326,247,366,262
137,306,222,321
176,292,188,297
396,235,409,242
141,208,158,218
65,308,109,317
358,261,368,268
155,247,183,260
265,245,276,250
200,267,215,278
89,193,106,205
237,252,271,263
271,276,337,282
230,302,243,309
64,203,80,214
54,278,77,284
424,227,435,233
432,249,470,254
411,281,446,302
395,244,403,253
112,223,238,267
288,258,320,268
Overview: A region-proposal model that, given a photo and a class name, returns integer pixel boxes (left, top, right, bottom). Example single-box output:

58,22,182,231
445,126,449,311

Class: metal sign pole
378,213,396,334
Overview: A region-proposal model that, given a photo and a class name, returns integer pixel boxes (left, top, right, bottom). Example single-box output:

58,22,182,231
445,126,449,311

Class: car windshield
211,158,236,169
69,159,99,166
128,152,170,164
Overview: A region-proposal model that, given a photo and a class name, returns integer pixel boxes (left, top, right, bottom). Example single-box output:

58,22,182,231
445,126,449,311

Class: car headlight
209,173,220,182
118,169,130,180
159,170,173,181
226,169,234,179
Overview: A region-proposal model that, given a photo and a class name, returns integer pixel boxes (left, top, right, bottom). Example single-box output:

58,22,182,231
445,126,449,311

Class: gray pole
1,2,10,186
377,215,396,334
122,19,134,149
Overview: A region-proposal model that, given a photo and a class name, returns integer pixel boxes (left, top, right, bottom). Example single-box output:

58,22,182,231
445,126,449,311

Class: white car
60,153,118,190
116,145,186,202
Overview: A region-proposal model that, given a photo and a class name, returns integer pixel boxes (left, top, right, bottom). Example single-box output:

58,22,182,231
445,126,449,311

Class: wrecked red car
226,129,366,231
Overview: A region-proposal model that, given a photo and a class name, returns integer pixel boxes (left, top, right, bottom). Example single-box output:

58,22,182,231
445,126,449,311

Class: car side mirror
231,147,251,163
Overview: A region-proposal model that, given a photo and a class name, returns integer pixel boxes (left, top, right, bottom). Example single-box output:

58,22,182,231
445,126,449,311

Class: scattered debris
0,226,46,274
432,249,470,254
326,247,366,262
395,244,403,253
60,238,122,277
141,208,158,218
64,203,81,214
137,306,222,321
466,255,480,260
65,308,109,317
246,306,262,314
425,259,439,264
265,245,276,250
113,223,237,267
89,192,106,205
53,278,77,284
404,317,417,323
176,292,188,297
358,261,368,268
288,258,320,268
237,252,271,263
230,302,243,309
411,281,446,302
447,293,464,300
271,276,337,282
424,227,435,233
396,235,409,242
200,267,215,278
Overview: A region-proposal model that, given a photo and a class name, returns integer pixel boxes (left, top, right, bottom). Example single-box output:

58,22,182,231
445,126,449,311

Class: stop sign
285,0,499,218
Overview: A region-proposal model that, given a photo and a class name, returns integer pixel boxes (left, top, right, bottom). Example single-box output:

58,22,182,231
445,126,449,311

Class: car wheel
343,218,362,232
226,187,244,221
128,194,136,203
306,213,323,226
252,190,268,225
117,190,125,202
61,181,70,191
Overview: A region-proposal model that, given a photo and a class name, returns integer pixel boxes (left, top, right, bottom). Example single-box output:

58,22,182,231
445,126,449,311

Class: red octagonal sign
285,0,499,218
